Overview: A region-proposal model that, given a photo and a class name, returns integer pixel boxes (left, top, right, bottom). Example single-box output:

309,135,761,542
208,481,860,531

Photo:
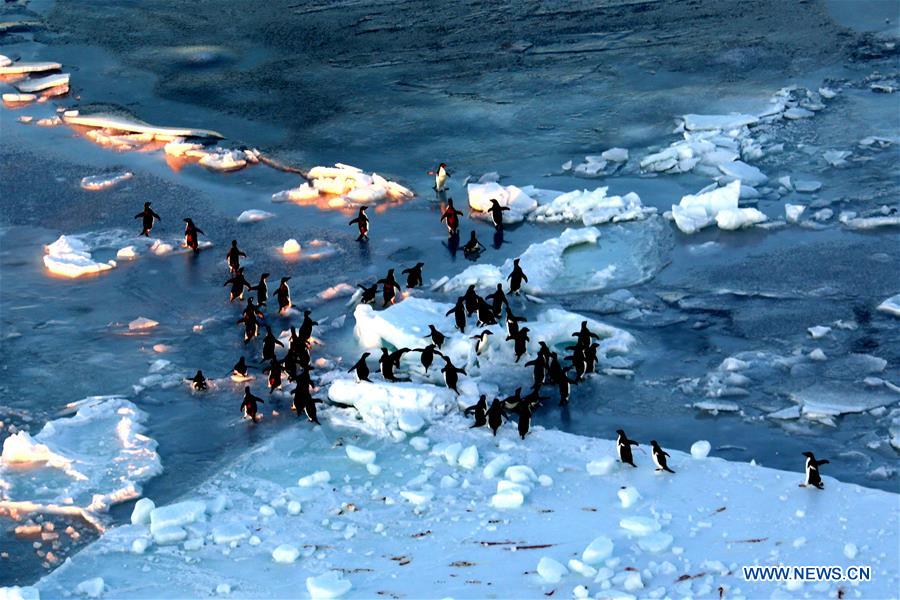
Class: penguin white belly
617,441,625,461
652,450,663,469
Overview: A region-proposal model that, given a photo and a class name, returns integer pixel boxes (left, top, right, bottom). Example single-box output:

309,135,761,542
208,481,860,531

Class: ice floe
467,181,537,223
529,187,656,226
63,112,223,139
670,180,766,234
877,294,900,317
273,164,413,209
236,209,274,223
16,73,69,93
0,61,62,75
43,235,116,278
792,386,898,420
80,172,132,191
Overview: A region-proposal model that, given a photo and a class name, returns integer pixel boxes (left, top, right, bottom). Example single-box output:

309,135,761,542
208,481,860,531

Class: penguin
237,298,264,343
471,329,493,355
445,230,461,258
440,199,464,235
357,282,378,305
536,342,552,371
492,229,504,250
183,218,204,252
349,207,369,242
524,356,546,389
261,326,285,362
487,199,510,231
240,386,265,422
572,321,600,348
547,351,564,384
616,429,639,468
226,240,246,274
476,297,497,327
401,262,424,289
506,326,530,363
565,345,587,381
349,352,371,382
585,342,599,374
413,343,443,373
464,395,488,428
446,296,467,333
462,230,486,259
429,163,450,192
134,202,161,237
262,358,283,393
303,395,322,425
293,367,315,401
282,349,299,382
506,309,527,338
463,284,481,316
650,440,675,474
378,347,400,382
274,277,292,313
291,378,312,416
485,283,509,319
507,258,528,295
522,385,548,409
440,356,467,394
802,452,830,489
188,369,208,391
232,356,249,378
389,347,412,369
297,310,318,344
510,397,535,440
250,273,269,307
557,368,574,406
426,324,446,349
487,398,506,436
224,267,252,302
377,269,400,307
289,326,309,359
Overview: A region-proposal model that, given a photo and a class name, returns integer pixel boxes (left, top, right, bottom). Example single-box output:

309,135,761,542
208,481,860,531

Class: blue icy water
1,0,898,586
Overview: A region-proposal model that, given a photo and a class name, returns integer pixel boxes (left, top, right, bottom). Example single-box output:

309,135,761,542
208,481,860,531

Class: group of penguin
142,160,831,490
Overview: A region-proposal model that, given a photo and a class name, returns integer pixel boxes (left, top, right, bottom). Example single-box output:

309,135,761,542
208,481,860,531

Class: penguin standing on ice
349,352,372,382
616,429,639,468
565,345,587,381
585,343,599,374
487,398,507,436
506,309,527,338
801,451,830,489
263,358,283,393
237,298,265,343
524,355,546,389
572,321,600,348
475,298,497,327
440,199,464,235
303,395,322,425
224,267,252,302
413,343,442,373
135,202,161,237
446,296,467,333
240,386,264,422
462,230,486,259
650,440,675,474
440,356,467,394
357,282,378,305
297,310,318,345
487,199,510,231
250,273,269,307
183,218,204,252
509,397,536,440
429,163,450,192
426,324,446,349
378,347,401,382
471,329,493,355
377,269,400,307
274,277,292,313
261,326,285,362
506,326,530,363
463,285,481,316
291,379,312,417
557,368,575,406
401,262,425,289
349,206,369,242
485,283,509,319
464,395,488,428
188,370,208,391
226,240,246,274
232,356,249,378
507,258,528,295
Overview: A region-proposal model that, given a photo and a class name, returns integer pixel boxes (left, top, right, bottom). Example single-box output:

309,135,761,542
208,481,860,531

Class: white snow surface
273,164,413,208
467,182,537,223
43,235,117,278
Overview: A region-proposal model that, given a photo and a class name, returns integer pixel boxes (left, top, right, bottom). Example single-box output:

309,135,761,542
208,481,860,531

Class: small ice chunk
505,465,537,483
149,501,206,534
601,148,629,162
212,524,248,545
131,537,150,554
75,578,105,598
618,487,640,508
397,411,425,433
844,543,858,559
287,500,302,515
129,317,159,331
784,107,814,119
457,445,479,470
490,489,524,509
306,571,352,599
282,239,301,254
877,294,900,317
690,440,711,459
619,517,661,536
638,533,673,553
808,348,827,361
536,557,568,583
151,525,186,545
794,180,822,193
298,471,331,487
718,161,768,186
400,490,434,506
80,172,132,191
272,544,300,564
345,445,376,465
483,454,513,479
807,325,831,339
586,456,615,476
131,498,155,525
693,400,739,413
582,537,614,564
116,246,137,260
216,584,231,595
785,204,805,223
237,209,274,223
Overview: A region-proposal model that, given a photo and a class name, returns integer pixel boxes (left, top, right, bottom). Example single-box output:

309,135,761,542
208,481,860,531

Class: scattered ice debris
784,107,814,119
16,73,69,93
877,293,900,317
601,147,629,162
717,161,767,186
572,156,607,177
306,571,351,599
529,187,656,226
619,516,661,536
131,498,155,525
128,317,159,331
690,440,711,459
43,235,116,278
0,61,62,75
582,536,614,564
844,543,858,560
792,386,898,419
281,239,301,255
671,180,765,234
467,181,537,223
808,348,827,362
682,114,759,131
784,204,805,223
273,164,413,209
198,148,256,172
537,556,568,583
80,172,132,191
297,471,331,487
345,445,376,465
75,577,104,598
236,209,274,223
807,325,831,339
823,149,851,167
692,400,739,414
272,544,300,564
794,179,822,193
3,92,36,103
839,210,900,230
617,487,640,509
63,112,223,139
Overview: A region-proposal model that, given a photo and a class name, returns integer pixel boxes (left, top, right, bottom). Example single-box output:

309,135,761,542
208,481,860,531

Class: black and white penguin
297,310,318,344
188,370,208,391
572,321,600,348
485,283,508,319
426,324,446,349
261,326,285,362
565,345,587,381
413,343,442,373
651,440,675,474
250,273,269,307
506,309,527,338
509,396,536,440
378,347,400,382
430,163,450,192
471,329,493,355
135,202,161,237
240,386,265,422
224,267,252,302
232,356,249,378
557,368,574,406
262,358,283,393
464,395,488,428
476,297,497,327
349,352,371,382
183,218,204,252
303,395,322,425
584,342,599,374
487,199,510,231
401,262,425,289
349,206,369,242
802,451,830,489
616,429,639,468
357,282,378,305
274,277,292,313
237,298,264,343
524,356,546,389
291,378,312,416
463,285,481,317
487,398,506,436
377,269,399,307
440,199,464,235
462,230,486,259
226,240,246,274
507,258,528,295
506,326,530,363
446,296,467,333
440,356,467,394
